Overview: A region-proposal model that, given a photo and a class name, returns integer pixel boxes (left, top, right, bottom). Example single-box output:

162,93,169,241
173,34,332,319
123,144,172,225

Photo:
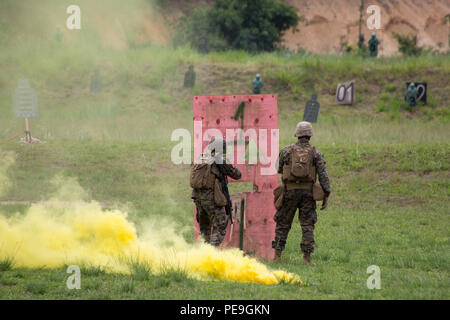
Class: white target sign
335,80,355,105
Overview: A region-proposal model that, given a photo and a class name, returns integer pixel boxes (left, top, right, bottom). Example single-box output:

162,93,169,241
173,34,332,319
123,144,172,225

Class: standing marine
272,121,331,265
191,138,242,246
252,74,264,94
368,32,380,57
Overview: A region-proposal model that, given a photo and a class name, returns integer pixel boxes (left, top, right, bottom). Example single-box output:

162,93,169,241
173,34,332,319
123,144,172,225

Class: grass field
0,140,448,299
0,18,449,299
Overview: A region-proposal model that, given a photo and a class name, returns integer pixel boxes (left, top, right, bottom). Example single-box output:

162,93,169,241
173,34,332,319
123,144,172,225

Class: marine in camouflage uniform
191,139,242,247
272,122,331,264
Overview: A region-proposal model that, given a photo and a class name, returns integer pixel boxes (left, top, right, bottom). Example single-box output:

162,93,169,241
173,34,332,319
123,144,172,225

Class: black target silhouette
405,82,427,104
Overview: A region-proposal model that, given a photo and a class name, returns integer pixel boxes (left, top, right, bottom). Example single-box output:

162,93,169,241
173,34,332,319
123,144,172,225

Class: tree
393,33,423,56
174,0,299,53
172,8,228,53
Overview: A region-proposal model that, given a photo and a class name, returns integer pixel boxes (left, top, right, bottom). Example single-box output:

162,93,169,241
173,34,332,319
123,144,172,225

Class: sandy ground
128,0,450,56
5,0,449,55
283,0,450,55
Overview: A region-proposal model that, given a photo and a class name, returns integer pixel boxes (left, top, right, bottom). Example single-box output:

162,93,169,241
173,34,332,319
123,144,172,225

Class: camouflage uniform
272,137,331,254
192,161,241,246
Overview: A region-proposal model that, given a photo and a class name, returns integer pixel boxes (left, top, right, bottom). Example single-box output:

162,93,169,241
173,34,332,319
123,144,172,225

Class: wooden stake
25,118,31,143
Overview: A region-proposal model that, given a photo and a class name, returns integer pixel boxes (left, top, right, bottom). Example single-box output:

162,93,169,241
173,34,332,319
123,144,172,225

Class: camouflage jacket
191,160,242,201
277,138,331,195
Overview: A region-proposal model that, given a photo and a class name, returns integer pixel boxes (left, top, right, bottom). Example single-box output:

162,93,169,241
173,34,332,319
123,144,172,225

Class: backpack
282,144,316,182
190,163,215,189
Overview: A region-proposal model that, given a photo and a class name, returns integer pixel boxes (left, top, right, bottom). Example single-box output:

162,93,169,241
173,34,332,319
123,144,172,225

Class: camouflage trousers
272,189,317,254
194,199,228,247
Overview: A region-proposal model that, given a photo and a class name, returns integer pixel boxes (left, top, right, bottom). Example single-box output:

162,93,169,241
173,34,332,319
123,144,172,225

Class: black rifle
215,163,233,224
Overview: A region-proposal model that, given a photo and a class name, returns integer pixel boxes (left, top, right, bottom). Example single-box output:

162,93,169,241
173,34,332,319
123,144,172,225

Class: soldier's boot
274,249,282,263
303,252,315,265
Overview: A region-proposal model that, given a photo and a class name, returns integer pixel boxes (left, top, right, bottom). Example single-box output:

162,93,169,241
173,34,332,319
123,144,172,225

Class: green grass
25,281,47,295
0,140,448,299
0,257,15,272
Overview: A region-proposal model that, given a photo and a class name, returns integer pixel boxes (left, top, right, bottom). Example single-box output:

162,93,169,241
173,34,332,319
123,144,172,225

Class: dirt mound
283,0,450,55
2,0,448,55
64,0,449,55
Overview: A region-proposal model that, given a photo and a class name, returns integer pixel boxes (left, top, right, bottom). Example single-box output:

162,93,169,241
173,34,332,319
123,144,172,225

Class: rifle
215,162,233,224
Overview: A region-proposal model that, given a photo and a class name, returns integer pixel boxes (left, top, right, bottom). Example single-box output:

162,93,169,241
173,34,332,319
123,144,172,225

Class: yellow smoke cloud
0,170,306,286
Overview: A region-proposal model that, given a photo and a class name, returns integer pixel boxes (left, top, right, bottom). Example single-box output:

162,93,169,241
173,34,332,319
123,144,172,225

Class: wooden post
239,198,245,251
25,118,31,143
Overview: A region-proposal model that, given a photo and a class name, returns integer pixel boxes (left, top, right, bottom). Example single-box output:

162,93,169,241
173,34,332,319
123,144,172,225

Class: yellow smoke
0,168,306,286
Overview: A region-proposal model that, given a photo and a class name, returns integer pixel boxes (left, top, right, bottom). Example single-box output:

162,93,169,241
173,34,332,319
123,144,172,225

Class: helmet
371,32,376,37
294,121,314,137
256,74,261,79
409,82,416,88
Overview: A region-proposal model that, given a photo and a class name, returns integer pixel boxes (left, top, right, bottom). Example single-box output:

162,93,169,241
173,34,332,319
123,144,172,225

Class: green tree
172,8,228,53
174,0,299,53
393,33,423,56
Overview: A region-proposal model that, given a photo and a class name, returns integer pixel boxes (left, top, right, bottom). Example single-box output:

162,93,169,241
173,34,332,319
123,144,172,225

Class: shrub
0,257,14,271
172,8,228,54
393,33,423,56
174,0,299,53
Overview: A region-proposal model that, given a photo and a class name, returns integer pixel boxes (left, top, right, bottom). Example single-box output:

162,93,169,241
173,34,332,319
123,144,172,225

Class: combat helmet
294,121,314,137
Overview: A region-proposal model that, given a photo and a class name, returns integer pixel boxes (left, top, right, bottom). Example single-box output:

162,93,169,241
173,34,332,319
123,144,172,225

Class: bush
0,257,14,271
172,8,228,54
174,0,299,53
393,33,423,56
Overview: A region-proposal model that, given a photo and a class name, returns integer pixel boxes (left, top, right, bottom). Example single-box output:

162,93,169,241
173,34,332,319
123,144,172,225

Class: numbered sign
13,79,38,118
405,82,427,104
335,80,355,105
193,94,279,260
